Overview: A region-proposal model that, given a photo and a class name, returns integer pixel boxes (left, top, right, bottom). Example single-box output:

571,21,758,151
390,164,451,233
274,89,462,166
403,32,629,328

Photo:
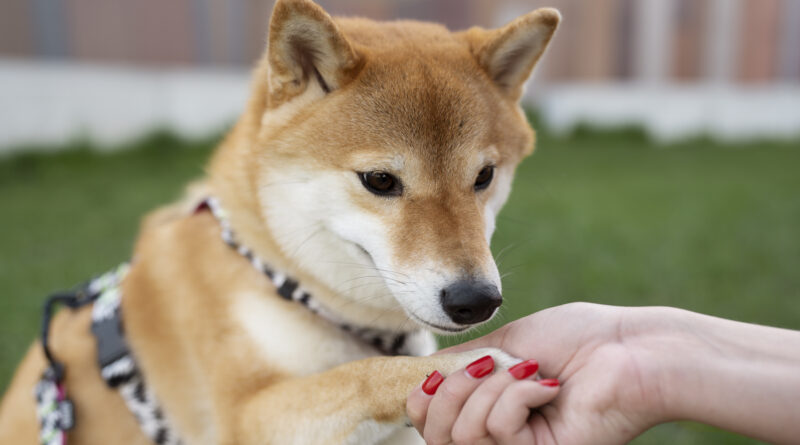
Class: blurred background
1,0,800,148
0,1,798,444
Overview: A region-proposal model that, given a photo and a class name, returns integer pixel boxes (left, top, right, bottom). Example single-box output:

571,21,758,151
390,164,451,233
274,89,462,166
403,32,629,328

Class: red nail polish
466,355,494,379
538,378,560,387
422,371,444,395
508,359,539,380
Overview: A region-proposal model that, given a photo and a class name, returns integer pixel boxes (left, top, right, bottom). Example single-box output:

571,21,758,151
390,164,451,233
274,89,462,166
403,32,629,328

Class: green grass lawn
1,121,797,444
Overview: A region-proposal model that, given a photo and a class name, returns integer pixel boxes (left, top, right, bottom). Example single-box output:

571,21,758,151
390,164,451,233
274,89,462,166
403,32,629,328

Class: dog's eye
359,171,402,197
474,166,495,191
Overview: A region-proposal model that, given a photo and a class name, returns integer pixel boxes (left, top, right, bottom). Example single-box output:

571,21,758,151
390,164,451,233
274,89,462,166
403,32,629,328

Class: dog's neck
200,195,419,355
206,141,415,335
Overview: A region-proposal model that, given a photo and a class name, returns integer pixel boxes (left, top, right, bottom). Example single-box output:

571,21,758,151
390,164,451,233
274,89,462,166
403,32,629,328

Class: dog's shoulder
139,180,210,233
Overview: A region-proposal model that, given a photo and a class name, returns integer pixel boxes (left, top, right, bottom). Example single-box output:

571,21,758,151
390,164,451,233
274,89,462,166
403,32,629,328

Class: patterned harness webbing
89,264,183,445
203,197,419,356
35,196,420,445
35,264,182,445
34,370,73,445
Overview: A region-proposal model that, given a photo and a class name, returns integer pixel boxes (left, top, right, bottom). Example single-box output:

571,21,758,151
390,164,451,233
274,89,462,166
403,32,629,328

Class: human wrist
627,307,800,443
622,306,754,424
614,306,705,426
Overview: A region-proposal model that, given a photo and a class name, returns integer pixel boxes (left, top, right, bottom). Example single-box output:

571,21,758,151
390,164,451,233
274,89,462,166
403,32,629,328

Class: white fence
0,59,798,155
0,60,249,153
538,84,800,143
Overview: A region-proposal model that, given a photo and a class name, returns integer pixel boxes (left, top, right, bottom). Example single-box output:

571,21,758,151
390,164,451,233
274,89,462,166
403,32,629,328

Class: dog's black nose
440,280,502,325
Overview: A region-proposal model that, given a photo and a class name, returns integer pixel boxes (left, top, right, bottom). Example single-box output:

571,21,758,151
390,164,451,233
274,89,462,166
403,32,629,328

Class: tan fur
0,1,559,443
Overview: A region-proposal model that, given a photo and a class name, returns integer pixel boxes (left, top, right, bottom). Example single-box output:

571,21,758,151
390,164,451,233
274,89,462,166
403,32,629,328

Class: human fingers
486,378,561,445
407,370,443,435
422,355,497,445
450,359,540,444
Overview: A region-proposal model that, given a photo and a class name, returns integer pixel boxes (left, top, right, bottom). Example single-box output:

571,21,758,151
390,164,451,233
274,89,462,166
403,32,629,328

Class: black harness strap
40,288,99,381
36,285,99,445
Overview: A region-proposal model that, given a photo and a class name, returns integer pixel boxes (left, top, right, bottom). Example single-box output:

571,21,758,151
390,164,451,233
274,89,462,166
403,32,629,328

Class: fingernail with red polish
422,371,444,395
539,378,560,387
509,359,539,380
466,355,494,379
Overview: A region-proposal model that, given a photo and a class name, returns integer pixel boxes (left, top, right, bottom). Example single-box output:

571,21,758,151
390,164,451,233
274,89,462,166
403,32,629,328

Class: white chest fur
232,291,436,376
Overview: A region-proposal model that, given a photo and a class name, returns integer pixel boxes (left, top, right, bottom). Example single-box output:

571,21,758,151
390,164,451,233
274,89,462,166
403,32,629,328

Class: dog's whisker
287,226,325,259
493,242,518,265
321,261,411,279
499,271,515,280
337,288,416,305
333,276,408,293
501,262,535,274
335,275,388,286
337,282,392,295
272,222,323,240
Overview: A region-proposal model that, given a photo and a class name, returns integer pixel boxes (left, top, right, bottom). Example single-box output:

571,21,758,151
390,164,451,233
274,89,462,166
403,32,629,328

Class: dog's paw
436,347,522,376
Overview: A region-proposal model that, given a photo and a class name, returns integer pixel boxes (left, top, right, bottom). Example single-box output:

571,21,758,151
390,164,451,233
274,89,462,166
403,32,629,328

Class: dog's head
239,0,559,334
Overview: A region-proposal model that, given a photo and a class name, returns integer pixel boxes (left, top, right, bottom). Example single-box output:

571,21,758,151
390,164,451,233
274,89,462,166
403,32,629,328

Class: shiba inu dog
0,0,559,443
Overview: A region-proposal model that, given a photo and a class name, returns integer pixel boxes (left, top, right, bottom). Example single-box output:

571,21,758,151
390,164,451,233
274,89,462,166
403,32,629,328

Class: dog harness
35,197,418,445
37,264,184,445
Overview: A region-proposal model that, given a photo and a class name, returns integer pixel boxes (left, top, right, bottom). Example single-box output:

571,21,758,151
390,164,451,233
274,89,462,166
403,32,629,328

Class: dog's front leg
233,348,520,445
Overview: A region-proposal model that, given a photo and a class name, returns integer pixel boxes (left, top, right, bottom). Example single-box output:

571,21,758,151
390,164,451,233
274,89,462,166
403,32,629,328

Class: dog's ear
467,8,560,100
267,0,361,99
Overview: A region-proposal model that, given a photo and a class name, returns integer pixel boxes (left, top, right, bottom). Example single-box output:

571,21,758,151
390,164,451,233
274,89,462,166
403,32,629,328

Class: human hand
407,354,561,444
407,303,669,444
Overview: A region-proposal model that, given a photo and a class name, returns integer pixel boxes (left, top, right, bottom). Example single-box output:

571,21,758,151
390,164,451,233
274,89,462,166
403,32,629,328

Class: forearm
634,307,800,444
